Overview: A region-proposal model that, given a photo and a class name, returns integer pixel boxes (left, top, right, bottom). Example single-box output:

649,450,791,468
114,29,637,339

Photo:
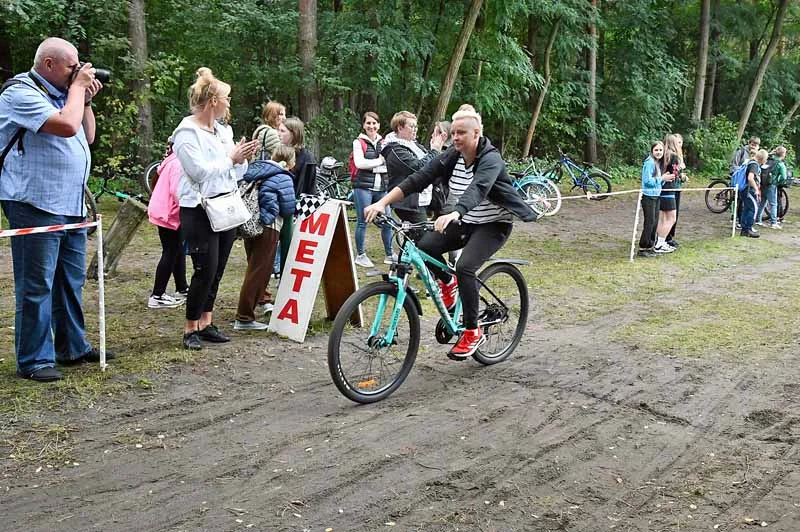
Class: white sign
268,198,359,342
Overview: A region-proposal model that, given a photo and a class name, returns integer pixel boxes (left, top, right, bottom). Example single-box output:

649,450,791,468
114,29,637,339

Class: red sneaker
448,328,486,360
437,276,458,309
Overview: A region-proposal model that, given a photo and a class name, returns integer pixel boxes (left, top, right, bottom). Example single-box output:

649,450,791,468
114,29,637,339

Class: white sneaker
171,290,188,303
755,221,764,226
234,320,269,331
255,303,274,315
384,254,397,265
771,223,782,229
148,294,182,309
355,254,374,268
653,244,675,254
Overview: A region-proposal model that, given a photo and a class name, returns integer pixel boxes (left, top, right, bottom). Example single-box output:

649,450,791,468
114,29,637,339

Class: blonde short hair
390,111,416,132
188,67,231,113
775,146,787,158
451,105,482,133
755,149,769,164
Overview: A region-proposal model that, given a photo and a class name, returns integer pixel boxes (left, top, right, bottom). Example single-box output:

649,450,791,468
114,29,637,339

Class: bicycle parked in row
327,214,529,404
509,159,562,216
704,177,790,220
541,147,612,199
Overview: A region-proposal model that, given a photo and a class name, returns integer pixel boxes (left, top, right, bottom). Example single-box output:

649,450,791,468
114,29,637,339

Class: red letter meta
299,212,330,235
277,299,298,324
289,268,312,292
295,240,318,264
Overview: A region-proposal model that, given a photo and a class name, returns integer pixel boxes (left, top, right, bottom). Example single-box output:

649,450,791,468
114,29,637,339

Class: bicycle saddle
320,156,342,170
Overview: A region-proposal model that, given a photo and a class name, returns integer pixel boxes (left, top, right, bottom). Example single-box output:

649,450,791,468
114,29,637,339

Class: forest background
1,0,799,186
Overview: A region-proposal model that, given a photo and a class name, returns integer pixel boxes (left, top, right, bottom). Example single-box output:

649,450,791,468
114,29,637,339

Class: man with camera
0,37,111,381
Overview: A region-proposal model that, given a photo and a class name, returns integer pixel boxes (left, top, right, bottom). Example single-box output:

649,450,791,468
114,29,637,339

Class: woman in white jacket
172,67,258,350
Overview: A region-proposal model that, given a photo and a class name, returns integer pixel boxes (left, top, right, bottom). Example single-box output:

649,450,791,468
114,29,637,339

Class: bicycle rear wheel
142,160,160,197
705,179,733,213
779,187,789,219
328,282,420,403
472,262,529,365
584,172,611,200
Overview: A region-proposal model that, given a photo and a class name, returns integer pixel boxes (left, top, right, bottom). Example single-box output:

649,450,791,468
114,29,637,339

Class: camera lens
95,69,111,84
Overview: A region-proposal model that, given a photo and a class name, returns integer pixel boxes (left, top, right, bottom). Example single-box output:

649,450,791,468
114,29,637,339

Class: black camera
72,62,111,84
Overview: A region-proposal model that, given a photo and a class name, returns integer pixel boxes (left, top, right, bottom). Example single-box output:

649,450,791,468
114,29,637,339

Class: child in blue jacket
235,146,297,329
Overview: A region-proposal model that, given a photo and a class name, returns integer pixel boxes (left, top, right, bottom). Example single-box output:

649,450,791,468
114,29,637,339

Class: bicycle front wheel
584,172,611,200
705,179,732,213
142,160,160,197
328,282,420,403
472,262,529,365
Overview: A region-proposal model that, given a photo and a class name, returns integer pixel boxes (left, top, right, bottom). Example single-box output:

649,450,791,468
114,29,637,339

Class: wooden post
87,198,148,279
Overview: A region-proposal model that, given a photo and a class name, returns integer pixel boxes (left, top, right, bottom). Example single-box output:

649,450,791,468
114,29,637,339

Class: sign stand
269,197,362,342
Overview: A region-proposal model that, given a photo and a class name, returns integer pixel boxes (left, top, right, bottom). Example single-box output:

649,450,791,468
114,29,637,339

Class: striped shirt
446,156,512,224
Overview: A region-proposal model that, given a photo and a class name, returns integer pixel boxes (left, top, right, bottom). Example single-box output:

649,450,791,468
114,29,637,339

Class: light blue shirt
641,157,662,197
0,70,91,216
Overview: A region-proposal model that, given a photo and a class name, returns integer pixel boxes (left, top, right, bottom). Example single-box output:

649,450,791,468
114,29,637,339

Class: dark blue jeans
1,201,92,374
740,187,759,231
352,187,393,256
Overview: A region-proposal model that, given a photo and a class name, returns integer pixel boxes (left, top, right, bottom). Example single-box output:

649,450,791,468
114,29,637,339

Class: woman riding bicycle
364,106,538,359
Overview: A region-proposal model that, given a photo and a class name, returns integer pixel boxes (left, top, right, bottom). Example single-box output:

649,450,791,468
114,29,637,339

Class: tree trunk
736,0,790,141
87,198,148,278
774,98,800,140
691,0,711,122
332,0,344,111
298,0,321,155
415,0,446,117
431,0,484,122
584,0,598,164
128,0,153,166
523,19,561,158
702,0,720,120
598,0,605,80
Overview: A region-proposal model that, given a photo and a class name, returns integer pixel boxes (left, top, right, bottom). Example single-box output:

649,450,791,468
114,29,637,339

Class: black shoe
637,249,656,258
17,367,63,382
183,331,203,350
666,239,679,248
740,229,760,238
198,323,230,343
59,347,117,366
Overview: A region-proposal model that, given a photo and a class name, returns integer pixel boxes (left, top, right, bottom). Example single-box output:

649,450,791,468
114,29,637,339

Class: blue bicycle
543,147,612,200
510,160,562,216
327,215,529,403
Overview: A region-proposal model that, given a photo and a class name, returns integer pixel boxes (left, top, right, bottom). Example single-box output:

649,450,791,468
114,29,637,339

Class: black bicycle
705,178,789,220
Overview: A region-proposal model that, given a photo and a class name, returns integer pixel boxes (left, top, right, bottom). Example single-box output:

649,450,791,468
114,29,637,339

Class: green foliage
1,0,799,179
687,115,740,174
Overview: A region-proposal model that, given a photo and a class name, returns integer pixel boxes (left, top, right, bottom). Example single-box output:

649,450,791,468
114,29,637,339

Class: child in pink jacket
146,150,188,308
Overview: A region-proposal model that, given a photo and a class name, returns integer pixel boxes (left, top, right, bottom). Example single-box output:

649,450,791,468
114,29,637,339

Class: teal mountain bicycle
327,215,529,404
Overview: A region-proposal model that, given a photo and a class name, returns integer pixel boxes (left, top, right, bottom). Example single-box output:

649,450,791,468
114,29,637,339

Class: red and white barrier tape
0,219,98,238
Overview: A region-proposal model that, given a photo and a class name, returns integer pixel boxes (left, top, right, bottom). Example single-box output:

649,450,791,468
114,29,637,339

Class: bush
686,116,739,175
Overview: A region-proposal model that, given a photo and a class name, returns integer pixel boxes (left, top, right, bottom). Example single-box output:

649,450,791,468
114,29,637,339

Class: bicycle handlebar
373,214,436,233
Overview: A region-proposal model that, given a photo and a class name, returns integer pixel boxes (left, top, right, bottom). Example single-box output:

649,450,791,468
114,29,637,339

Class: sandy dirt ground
2,190,800,532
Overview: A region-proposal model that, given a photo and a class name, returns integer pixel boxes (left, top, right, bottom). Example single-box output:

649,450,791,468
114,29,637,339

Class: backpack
236,179,264,238
0,78,28,177
730,162,749,191
348,138,369,182
760,156,780,186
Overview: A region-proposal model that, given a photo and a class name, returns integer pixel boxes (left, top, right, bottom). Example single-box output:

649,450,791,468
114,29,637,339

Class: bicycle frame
369,233,464,347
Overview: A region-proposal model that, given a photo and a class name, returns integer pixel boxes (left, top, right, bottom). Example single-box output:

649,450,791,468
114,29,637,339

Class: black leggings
639,196,659,249
152,225,187,296
180,206,236,321
667,191,680,241
416,221,512,329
